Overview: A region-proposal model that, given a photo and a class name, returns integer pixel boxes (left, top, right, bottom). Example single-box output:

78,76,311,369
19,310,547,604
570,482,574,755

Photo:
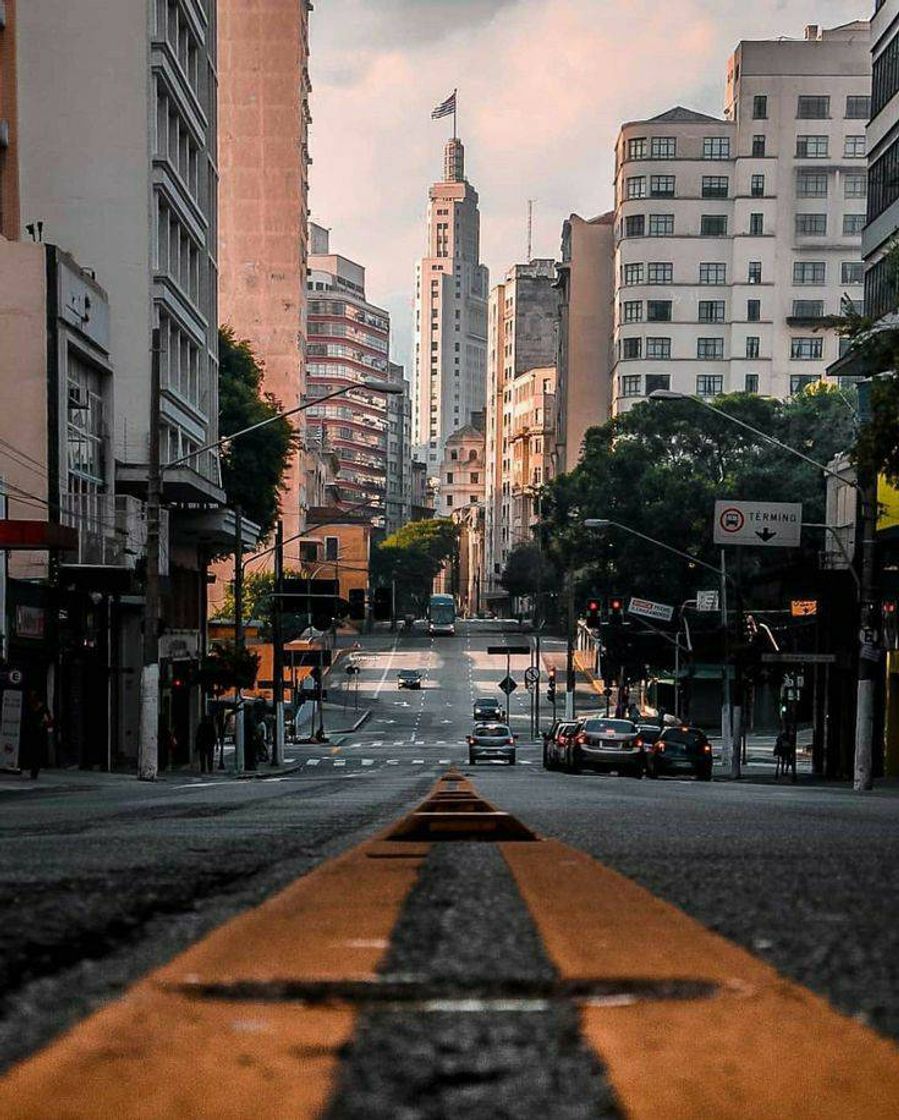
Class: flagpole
453,88,457,140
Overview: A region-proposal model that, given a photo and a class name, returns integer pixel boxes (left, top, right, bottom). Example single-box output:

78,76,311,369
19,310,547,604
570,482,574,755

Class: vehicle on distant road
542,719,578,770
428,593,456,636
397,669,422,690
467,723,517,765
568,717,645,778
646,725,713,780
473,696,505,722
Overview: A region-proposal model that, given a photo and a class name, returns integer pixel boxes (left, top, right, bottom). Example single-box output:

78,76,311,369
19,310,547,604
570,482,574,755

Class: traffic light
585,599,602,627
608,596,624,624
546,666,556,703
883,600,897,618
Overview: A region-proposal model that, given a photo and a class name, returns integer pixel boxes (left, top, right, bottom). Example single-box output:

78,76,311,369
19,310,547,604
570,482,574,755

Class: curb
329,708,372,735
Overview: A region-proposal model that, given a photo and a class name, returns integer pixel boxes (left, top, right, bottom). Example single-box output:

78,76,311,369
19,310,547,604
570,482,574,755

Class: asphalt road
1,619,897,1112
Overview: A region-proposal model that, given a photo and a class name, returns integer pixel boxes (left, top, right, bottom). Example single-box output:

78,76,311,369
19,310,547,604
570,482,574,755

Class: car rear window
663,728,707,747
474,724,509,736
583,719,635,734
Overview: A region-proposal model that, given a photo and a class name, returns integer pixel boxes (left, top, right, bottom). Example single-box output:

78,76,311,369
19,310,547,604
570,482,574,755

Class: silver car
467,723,517,765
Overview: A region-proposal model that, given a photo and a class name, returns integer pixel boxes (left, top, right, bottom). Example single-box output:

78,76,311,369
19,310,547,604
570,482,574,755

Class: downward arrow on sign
756,528,777,542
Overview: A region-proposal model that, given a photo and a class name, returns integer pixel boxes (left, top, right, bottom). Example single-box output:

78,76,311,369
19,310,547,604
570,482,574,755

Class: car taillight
466,737,472,745
634,737,644,748
507,738,514,745
654,741,665,753
703,743,712,754
576,732,587,745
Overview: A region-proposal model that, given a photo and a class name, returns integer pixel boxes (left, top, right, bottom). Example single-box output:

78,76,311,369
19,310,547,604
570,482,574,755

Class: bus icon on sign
720,507,745,533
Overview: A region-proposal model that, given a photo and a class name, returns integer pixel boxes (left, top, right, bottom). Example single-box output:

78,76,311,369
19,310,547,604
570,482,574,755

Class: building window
626,176,646,199
471,472,479,483
702,136,731,160
790,374,818,395
752,134,766,157
792,299,824,318
747,299,761,322
446,495,453,507
622,263,644,286
649,136,677,159
647,300,672,322
620,374,642,398
622,300,643,323
700,214,728,237
748,261,763,284
627,137,647,160
751,174,765,197
752,95,768,120
873,37,899,119
648,213,674,236
869,136,899,221
843,213,865,235
841,261,864,285
625,214,645,238
796,135,829,158
844,135,866,159
796,213,827,236
797,95,830,119
844,173,867,199
746,336,760,359
791,337,824,360
699,262,726,285
845,95,871,120
621,337,642,360
646,337,671,359
698,300,726,323
797,172,828,198
446,471,454,483
697,337,724,360
645,373,671,394
701,176,729,198
325,536,339,561
647,262,673,284
745,373,759,394
793,261,826,285
696,374,724,397
650,175,676,197
866,252,899,320
749,212,764,236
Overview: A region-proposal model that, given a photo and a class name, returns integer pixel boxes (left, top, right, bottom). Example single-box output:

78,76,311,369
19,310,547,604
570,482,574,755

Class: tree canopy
537,386,857,609
499,543,557,603
218,327,297,539
371,518,459,614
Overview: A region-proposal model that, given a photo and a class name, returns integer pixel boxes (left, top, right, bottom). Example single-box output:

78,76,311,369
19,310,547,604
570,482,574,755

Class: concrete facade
218,0,312,546
0,0,20,240
385,361,412,535
611,23,871,413
412,138,489,474
554,212,615,471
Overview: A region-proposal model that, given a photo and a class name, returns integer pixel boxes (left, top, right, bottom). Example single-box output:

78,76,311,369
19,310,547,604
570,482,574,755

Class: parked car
397,669,422,690
473,696,505,721
542,720,578,770
467,723,517,765
568,717,645,778
646,725,713,780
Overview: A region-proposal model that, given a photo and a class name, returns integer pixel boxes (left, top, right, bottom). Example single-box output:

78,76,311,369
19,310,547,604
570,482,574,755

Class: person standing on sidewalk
21,690,52,779
195,714,217,774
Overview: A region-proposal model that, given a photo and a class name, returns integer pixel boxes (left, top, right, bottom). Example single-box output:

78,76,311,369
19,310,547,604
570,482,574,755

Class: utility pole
233,506,245,772
854,470,879,791
565,573,576,720
720,549,737,778
138,328,162,781
271,518,284,766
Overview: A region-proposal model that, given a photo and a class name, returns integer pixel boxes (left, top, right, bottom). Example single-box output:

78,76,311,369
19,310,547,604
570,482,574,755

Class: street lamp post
648,388,876,791
137,378,400,779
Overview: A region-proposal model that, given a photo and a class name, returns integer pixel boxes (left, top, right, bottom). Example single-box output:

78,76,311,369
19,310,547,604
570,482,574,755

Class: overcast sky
309,0,869,373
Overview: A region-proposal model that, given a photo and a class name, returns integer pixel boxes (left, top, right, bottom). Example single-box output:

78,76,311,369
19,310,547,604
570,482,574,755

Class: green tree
218,568,303,628
218,327,297,539
499,543,556,601
371,518,459,614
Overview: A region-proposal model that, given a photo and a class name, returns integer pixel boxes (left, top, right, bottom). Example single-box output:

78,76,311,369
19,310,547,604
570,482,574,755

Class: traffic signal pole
565,574,576,719
271,519,284,766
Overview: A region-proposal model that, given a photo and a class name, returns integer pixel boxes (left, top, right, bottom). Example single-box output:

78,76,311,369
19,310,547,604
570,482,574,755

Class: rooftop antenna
526,199,536,262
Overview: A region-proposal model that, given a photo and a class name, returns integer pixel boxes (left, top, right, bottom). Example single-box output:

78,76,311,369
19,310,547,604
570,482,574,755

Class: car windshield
475,698,499,707
474,724,510,736
583,718,635,734
398,670,419,678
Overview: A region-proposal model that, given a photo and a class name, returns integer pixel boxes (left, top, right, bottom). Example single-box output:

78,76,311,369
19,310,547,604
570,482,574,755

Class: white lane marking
333,760,346,767
520,760,533,765
373,635,401,699
394,740,404,745
371,741,383,747
306,759,321,766
439,758,452,764
174,781,222,789
387,759,399,765
362,759,375,766
412,759,425,765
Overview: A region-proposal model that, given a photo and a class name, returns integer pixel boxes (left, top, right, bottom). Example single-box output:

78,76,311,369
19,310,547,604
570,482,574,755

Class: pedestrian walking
21,690,52,779
196,713,217,774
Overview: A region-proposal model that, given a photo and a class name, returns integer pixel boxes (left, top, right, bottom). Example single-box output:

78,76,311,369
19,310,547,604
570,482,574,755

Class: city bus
428,593,456,636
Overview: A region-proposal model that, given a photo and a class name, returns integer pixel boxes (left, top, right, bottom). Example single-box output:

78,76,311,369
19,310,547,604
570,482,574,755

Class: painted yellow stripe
502,839,899,1119
0,835,428,1119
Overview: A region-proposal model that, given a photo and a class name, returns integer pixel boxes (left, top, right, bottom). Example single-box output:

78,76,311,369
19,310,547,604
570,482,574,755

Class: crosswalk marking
306,759,320,766
333,760,346,767
439,759,451,764
362,759,374,766
387,760,399,765
412,759,424,765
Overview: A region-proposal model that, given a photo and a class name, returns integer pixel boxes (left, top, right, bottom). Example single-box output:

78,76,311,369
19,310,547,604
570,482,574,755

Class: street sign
696,590,719,613
524,666,540,685
713,500,802,547
791,600,818,617
487,645,531,656
761,652,838,665
628,597,674,623
0,668,23,686
498,675,518,695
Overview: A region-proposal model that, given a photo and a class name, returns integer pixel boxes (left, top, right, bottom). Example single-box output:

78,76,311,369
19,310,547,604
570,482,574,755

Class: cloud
309,0,869,373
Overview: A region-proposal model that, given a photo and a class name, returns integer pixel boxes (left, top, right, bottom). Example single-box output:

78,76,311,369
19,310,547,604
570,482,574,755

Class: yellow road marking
503,838,899,1119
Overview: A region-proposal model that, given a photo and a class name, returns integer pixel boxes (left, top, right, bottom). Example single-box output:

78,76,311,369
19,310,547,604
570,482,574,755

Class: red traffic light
589,601,599,611
610,598,622,611
884,600,897,616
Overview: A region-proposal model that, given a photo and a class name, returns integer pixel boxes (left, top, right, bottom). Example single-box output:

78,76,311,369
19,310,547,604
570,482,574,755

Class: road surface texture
0,620,897,1117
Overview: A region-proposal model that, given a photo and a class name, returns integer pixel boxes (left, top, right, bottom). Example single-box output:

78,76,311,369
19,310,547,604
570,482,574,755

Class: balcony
60,493,169,572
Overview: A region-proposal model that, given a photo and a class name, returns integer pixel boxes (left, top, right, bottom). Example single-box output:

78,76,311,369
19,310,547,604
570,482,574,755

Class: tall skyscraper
412,137,489,477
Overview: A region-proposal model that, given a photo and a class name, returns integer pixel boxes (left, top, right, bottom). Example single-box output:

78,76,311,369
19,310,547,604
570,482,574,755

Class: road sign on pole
524,666,540,686
713,500,802,547
627,597,674,623
499,675,518,695
696,590,719,612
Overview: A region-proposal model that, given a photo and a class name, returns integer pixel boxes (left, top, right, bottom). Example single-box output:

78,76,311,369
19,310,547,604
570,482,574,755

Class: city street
1,621,897,1116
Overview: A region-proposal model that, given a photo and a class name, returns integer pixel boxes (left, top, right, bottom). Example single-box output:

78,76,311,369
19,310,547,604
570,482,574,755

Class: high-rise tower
412,138,489,476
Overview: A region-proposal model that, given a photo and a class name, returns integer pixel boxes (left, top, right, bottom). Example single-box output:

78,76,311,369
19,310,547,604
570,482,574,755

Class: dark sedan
646,725,713,780
397,669,422,690
569,717,645,778
473,696,505,722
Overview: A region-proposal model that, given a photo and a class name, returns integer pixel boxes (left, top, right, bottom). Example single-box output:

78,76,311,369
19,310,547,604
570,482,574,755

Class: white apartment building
484,260,557,593
612,23,871,412
412,138,489,474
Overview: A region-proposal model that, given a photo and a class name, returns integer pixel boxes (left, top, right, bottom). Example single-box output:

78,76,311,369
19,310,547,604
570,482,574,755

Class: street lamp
583,518,739,776
647,389,876,791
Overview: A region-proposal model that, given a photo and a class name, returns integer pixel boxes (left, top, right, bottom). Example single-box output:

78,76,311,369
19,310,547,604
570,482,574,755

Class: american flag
431,91,457,120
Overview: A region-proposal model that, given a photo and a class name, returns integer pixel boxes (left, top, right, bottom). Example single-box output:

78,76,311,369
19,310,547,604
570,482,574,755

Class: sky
309,0,869,374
